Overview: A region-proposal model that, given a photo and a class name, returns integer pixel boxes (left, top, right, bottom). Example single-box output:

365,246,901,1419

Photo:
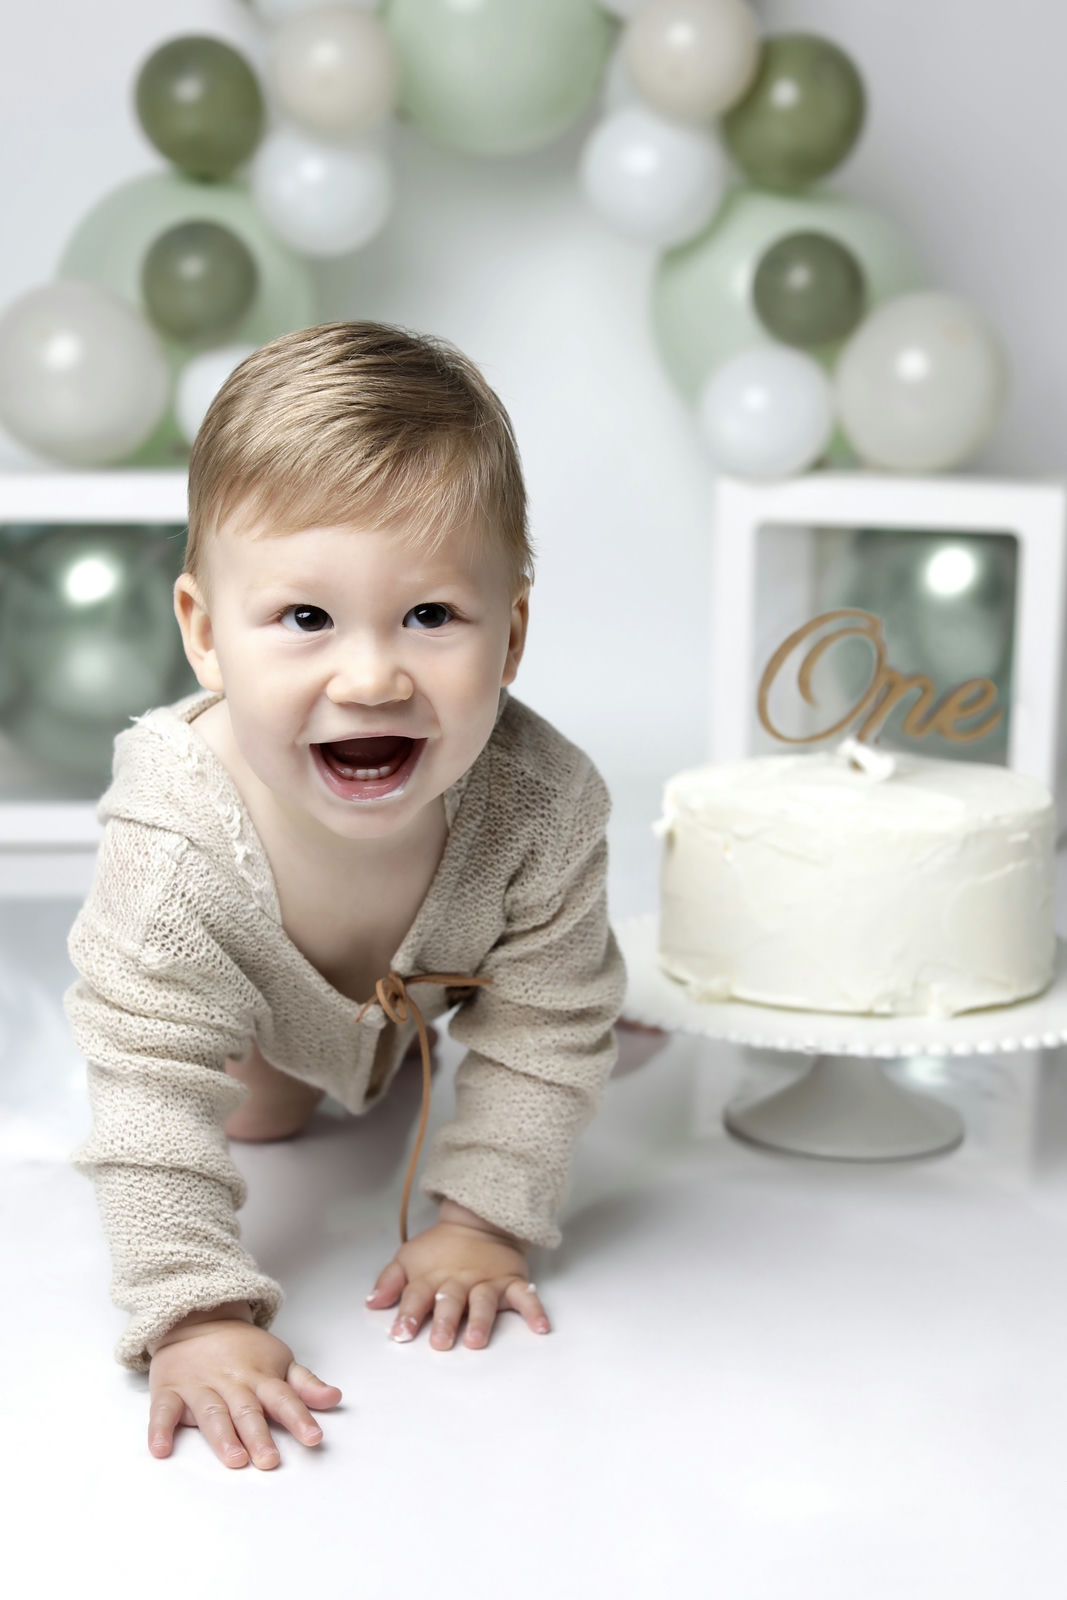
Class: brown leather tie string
356,971,493,1243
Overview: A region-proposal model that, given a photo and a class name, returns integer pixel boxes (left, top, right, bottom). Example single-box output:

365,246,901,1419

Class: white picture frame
709,470,1067,822
0,471,189,898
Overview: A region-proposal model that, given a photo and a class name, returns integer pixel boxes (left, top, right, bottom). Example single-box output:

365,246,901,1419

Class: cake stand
615,913,1067,1162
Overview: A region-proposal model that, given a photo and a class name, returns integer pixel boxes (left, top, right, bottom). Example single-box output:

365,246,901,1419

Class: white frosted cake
656,746,1057,1018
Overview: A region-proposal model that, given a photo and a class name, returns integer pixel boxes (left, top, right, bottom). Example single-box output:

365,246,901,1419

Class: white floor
4,791,1067,1599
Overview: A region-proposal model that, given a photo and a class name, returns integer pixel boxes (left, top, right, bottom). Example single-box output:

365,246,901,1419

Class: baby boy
64,321,626,1472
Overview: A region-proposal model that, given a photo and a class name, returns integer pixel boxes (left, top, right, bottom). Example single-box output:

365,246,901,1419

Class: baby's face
175,515,527,845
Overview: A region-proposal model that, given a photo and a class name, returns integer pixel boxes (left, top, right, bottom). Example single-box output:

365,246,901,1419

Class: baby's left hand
365,1208,550,1350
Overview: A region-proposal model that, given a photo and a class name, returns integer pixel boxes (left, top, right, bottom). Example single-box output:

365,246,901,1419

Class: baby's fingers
501,1279,551,1337
148,1388,184,1458
365,1257,407,1310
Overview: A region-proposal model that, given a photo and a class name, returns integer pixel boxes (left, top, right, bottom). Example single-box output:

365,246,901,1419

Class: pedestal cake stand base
615,914,1067,1163
723,1055,964,1161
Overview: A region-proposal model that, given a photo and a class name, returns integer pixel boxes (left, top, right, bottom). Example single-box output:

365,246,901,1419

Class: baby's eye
404,602,455,631
279,605,331,633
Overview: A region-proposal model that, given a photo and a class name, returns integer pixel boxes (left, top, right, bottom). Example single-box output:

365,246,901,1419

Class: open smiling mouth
313,735,426,801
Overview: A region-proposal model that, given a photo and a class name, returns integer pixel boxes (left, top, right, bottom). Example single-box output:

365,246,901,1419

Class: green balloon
0,525,198,783
753,230,866,348
821,529,1014,765
58,170,316,466
652,182,924,405
135,36,265,181
142,219,259,342
723,35,865,192
384,0,614,156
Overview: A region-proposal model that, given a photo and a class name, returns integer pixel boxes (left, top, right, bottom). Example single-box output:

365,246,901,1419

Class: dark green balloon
135,36,265,181
753,230,866,347
723,35,866,192
141,219,259,342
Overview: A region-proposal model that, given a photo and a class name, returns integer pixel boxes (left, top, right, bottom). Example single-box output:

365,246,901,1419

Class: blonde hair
184,321,534,600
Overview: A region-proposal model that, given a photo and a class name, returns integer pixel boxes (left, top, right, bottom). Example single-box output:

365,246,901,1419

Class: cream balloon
251,126,394,257
580,106,729,247
835,291,1009,471
624,0,761,121
0,281,169,467
698,344,835,479
252,0,380,22
175,344,259,447
267,7,398,136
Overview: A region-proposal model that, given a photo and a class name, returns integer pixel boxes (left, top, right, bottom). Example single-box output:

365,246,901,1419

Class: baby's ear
173,574,224,693
502,583,530,687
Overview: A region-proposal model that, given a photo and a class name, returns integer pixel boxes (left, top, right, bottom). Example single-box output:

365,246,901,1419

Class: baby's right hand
148,1312,342,1471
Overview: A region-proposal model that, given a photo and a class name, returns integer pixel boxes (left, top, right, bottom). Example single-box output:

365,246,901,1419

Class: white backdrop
0,0,1062,805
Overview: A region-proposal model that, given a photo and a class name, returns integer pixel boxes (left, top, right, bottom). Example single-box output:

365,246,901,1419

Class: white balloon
624,0,761,121
251,126,394,257
267,7,398,136
252,0,380,23
175,344,259,447
0,281,169,467
579,106,728,247
835,291,1009,472
698,345,835,479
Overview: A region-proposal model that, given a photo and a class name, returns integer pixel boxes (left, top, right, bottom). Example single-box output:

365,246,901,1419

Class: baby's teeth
333,756,403,780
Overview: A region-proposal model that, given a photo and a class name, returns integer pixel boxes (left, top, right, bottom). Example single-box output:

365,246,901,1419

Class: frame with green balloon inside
707,470,1067,833
0,471,195,897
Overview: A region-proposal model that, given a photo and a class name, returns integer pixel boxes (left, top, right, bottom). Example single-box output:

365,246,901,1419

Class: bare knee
223,1039,325,1141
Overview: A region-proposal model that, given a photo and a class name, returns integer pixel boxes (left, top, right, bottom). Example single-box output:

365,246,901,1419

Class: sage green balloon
0,525,196,780
135,36,265,181
652,182,923,402
723,34,865,191
58,170,315,466
142,219,259,342
753,230,866,348
821,528,1014,766
384,0,614,156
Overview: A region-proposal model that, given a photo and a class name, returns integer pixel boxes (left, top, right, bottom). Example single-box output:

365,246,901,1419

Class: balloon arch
0,0,1016,786
0,0,1008,480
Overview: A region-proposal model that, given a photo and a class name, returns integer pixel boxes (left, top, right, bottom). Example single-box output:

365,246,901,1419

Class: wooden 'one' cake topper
757,608,1003,746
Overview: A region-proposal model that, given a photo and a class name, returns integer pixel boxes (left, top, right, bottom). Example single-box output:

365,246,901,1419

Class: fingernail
392,1326,414,1342
365,1292,377,1302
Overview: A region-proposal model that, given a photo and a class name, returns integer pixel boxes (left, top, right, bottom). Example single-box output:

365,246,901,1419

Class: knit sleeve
64,820,283,1374
418,759,627,1249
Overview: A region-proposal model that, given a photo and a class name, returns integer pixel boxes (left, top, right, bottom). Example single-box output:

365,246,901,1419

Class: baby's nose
326,642,413,705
